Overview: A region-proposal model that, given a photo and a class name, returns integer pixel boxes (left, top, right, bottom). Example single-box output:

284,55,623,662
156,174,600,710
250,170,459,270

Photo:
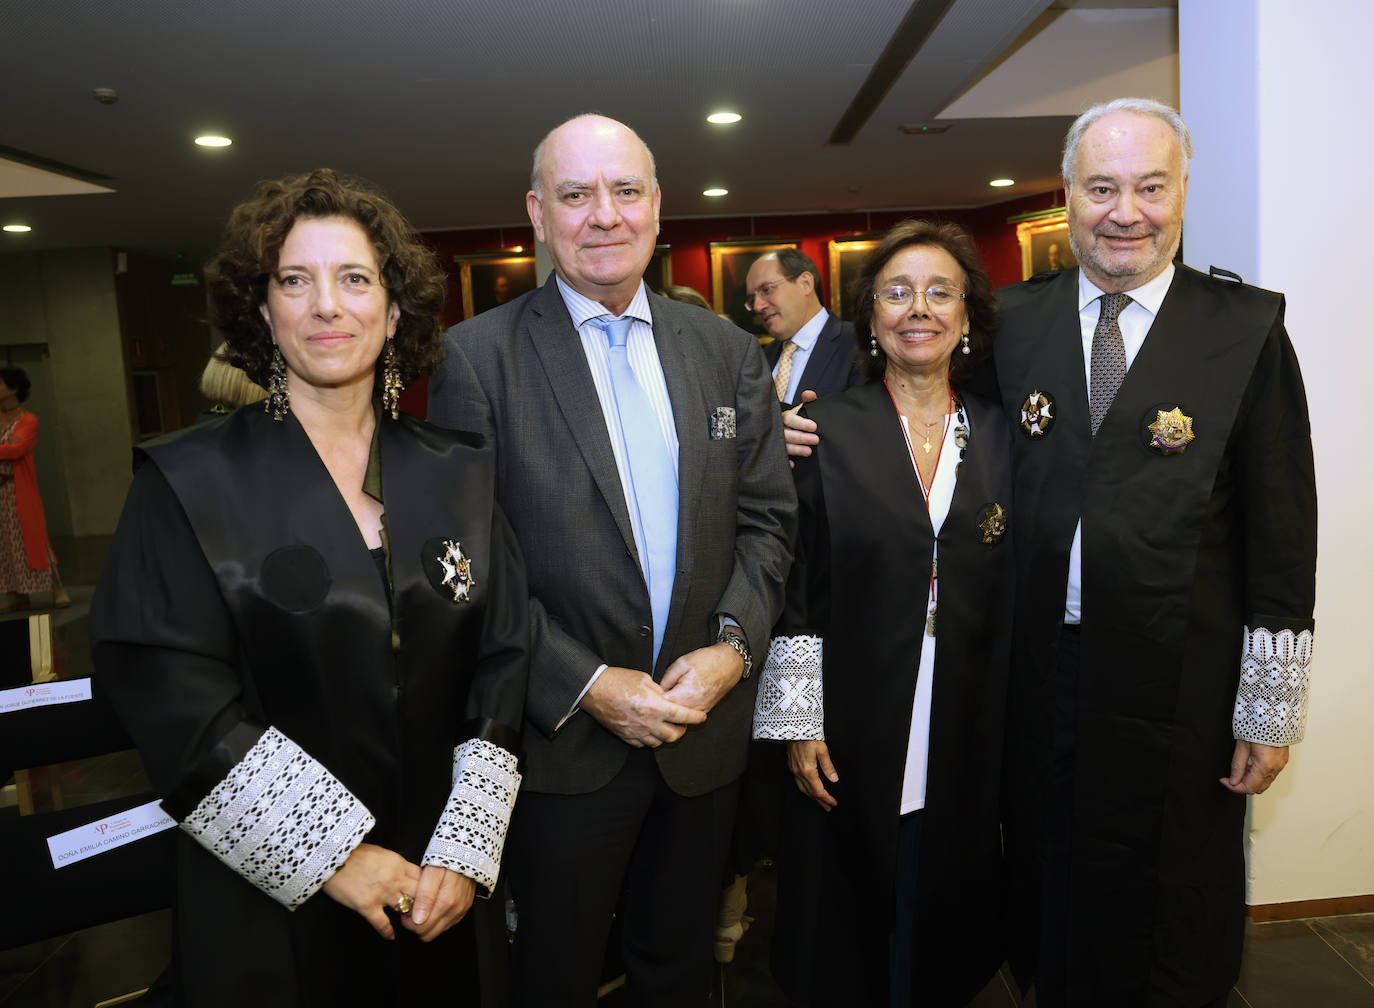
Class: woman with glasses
753,219,1013,1006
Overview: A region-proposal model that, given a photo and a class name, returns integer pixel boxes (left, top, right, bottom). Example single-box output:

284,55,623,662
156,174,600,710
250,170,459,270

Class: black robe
995,265,1317,1007
766,381,1014,1005
90,406,528,1008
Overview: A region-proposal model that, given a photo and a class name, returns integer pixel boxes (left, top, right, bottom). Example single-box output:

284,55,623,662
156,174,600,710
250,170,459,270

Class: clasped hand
581,642,745,748
323,842,476,943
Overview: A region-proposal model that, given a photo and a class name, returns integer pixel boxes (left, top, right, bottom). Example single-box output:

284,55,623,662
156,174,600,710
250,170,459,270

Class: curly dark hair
0,367,31,403
204,169,446,395
852,219,1000,385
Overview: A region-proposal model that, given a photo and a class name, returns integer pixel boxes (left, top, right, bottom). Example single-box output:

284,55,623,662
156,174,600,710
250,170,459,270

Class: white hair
1061,98,1193,190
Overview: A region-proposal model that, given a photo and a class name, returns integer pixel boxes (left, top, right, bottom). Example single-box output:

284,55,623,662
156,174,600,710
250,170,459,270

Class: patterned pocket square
710,406,737,440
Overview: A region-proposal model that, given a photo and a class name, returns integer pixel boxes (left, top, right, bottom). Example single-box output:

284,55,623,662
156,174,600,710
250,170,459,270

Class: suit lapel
1027,270,1090,438
797,312,841,393
650,296,704,548
648,295,706,653
524,278,639,558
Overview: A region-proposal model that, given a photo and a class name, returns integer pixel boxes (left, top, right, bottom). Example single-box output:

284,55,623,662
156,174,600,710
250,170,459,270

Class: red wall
405,190,1066,417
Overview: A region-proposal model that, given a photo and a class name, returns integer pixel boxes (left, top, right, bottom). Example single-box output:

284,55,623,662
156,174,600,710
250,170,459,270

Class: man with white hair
995,98,1317,1007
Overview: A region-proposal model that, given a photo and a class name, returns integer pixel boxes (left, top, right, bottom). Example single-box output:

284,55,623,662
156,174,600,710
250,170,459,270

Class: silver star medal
438,539,476,603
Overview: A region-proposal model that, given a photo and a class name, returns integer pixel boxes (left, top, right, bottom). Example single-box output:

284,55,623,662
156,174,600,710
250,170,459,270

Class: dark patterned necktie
1089,293,1132,436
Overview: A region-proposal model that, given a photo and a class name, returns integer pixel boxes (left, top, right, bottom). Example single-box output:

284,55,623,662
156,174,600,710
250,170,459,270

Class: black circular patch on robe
260,545,332,612
1138,401,1195,456
1017,388,1057,440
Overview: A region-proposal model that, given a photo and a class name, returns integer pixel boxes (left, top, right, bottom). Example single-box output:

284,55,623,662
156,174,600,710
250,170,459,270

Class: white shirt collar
1077,262,1175,316
555,274,654,328
787,307,829,351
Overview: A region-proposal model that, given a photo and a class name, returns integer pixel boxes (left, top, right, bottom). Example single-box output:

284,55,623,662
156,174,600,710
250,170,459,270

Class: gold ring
397,893,414,915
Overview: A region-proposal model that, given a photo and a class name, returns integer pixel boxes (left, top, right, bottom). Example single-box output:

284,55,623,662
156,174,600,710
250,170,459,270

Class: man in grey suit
428,114,796,1006
747,248,864,408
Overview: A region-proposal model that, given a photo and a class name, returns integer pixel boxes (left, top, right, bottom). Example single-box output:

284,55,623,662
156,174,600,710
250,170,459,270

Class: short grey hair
530,114,659,198
1061,97,1193,190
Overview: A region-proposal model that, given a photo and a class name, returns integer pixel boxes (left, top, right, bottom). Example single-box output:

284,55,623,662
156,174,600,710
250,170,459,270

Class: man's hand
1220,740,1289,794
580,665,707,748
787,739,839,810
783,389,819,465
401,865,476,942
660,642,746,713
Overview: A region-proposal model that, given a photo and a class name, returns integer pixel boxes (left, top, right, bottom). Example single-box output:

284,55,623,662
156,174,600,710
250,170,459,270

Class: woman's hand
400,865,477,942
322,842,422,940
787,739,839,811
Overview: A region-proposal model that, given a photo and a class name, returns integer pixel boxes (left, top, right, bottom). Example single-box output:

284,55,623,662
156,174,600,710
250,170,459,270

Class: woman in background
0,366,68,612
197,340,267,418
91,169,528,1007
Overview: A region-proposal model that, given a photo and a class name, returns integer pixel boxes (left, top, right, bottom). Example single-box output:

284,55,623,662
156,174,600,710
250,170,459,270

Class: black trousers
507,748,740,1007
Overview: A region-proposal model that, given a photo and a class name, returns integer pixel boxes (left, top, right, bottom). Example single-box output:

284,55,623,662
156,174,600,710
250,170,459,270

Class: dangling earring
381,337,402,421
266,345,289,420
961,330,971,356
870,336,879,358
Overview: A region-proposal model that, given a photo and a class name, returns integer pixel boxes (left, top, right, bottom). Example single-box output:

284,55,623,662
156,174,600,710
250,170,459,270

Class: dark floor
3,546,1372,1007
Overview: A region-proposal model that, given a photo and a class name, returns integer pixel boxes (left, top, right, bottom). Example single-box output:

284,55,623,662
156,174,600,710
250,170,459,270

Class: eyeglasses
745,277,794,310
873,285,965,310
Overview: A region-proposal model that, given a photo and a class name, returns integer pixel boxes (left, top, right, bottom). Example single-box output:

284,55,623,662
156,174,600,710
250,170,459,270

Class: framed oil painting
827,236,881,319
709,239,798,335
456,253,538,319
1013,209,1077,279
644,244,673,294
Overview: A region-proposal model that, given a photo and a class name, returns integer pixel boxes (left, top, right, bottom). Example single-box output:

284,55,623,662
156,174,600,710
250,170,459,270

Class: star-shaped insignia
438,539,476,603
1148,406,1195,454
980,503,1007,544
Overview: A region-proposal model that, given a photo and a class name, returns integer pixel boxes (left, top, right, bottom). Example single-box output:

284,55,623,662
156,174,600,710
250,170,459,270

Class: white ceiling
0,0,1176,261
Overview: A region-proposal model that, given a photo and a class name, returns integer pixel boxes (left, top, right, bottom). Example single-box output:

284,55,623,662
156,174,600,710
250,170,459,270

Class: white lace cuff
1234,625,1313,745
753,635,824,741
421,737,521,895
179,726,374,910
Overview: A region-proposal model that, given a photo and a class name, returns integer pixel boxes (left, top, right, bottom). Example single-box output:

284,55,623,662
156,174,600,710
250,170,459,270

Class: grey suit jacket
429,276,796,797
764,311,864,407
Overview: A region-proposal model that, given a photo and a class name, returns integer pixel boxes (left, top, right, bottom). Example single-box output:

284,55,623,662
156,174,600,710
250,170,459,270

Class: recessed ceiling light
3,224,32,233
702,187,729,198
989,178,1015,188
195,135,233,148
706,112,742,125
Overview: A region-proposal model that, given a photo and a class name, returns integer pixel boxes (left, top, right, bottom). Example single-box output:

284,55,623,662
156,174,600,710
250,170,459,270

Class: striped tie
596,315,678,666
773,339,798,402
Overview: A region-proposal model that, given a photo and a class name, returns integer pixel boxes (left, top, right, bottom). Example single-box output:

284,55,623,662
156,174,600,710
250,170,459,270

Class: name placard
0,679,92,713
46,799,176,869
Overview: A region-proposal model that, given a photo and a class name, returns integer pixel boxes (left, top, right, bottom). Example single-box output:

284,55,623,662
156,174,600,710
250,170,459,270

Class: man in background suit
747,248,863,408
994,98,1316,1007
428,114,795,1006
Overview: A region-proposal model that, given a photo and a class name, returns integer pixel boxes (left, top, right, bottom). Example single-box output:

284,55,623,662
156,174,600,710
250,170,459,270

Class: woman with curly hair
754,219,1013,1006
91,170,528,1006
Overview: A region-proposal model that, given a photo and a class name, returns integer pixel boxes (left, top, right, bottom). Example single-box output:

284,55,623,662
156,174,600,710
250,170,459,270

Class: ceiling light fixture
706,112,742,125
3,224,32,233
989,178,1015,187
195,135,233,148
702,188,729,197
